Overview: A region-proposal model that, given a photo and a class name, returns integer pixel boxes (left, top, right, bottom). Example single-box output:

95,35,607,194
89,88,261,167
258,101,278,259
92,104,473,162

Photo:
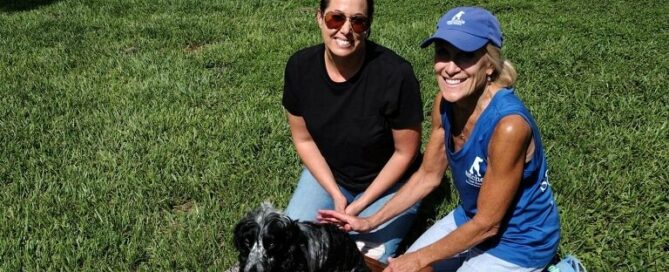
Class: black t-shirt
283,41,423,191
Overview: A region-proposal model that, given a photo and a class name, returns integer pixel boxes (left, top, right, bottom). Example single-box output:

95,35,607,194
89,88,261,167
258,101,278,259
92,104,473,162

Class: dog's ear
284,217,303,243
258,213,307,272
262,213,301,253
233,213,259,263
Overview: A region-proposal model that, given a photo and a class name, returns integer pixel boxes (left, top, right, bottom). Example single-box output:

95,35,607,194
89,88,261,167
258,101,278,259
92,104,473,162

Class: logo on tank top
540,170,551,192
465,156,485,187
540,170,555,206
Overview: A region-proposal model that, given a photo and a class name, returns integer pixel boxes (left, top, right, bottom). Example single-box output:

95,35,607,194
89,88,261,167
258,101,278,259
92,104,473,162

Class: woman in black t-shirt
282,0,423,263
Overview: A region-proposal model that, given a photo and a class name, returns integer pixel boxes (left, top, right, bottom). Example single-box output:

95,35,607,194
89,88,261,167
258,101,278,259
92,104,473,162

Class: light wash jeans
406,211,544,272
285,168,419,263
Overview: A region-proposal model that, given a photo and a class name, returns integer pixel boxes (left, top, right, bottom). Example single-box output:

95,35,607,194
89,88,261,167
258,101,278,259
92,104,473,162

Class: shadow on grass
0,0,60,12
396,176,452,255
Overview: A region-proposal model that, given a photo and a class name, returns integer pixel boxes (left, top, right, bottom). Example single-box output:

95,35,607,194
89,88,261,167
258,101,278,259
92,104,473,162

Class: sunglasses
435,42,483,65
323,11,369,34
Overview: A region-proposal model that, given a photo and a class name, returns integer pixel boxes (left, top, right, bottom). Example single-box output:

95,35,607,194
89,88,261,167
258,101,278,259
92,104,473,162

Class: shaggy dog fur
233,203,370,272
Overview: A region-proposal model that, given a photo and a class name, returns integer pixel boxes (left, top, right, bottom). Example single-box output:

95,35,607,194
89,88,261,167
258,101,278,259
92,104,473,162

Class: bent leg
284,168,333,221
406,210,467,271
457,248,543,272
352,183,420,263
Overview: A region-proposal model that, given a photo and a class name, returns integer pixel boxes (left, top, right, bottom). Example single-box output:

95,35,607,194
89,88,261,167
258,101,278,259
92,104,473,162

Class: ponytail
485,44,517,87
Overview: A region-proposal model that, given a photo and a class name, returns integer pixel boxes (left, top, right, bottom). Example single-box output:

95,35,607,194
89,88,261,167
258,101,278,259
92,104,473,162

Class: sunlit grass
1,0,667,270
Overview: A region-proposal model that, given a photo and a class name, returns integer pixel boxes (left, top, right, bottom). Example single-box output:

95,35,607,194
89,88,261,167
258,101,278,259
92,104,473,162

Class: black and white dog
233,203,370,272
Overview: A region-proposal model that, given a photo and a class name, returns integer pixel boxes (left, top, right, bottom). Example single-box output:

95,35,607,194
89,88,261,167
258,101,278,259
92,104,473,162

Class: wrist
348,199,367,210
331,192,346,202
415,244,438,268
364,215,381,231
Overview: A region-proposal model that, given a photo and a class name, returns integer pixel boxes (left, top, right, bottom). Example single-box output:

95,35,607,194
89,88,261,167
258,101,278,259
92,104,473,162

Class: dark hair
320,0,374,26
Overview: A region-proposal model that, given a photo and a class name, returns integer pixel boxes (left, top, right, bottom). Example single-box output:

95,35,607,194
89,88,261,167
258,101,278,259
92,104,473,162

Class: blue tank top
440,88,560,268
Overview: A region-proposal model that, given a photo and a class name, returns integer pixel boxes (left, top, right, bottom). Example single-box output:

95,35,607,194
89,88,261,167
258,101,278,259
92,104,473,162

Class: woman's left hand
383,253,425,272
344,200,365,216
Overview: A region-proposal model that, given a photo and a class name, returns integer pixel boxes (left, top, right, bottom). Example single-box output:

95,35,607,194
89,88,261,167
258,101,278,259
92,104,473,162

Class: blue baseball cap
420,7,503,52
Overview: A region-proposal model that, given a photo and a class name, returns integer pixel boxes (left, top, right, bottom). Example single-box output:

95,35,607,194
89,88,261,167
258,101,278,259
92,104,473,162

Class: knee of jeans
285,205,318,221
377,251,392,264
353,237,398,264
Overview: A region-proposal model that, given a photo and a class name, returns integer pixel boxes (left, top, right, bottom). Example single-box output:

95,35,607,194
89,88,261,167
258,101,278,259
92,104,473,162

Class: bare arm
392,114,532,270
287,112,347,212
345,125,421,216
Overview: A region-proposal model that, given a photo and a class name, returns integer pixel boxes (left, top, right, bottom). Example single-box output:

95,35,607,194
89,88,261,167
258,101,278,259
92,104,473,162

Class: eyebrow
329,9,367,16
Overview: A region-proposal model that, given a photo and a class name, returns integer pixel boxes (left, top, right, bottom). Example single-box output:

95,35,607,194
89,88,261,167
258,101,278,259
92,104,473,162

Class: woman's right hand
317,209,374,233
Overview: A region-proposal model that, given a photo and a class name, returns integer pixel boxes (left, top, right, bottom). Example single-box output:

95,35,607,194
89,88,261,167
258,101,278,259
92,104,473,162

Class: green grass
1,0,667,270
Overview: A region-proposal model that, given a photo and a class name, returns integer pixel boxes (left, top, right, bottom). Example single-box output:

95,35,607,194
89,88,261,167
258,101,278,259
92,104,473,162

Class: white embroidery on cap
447,11,466,26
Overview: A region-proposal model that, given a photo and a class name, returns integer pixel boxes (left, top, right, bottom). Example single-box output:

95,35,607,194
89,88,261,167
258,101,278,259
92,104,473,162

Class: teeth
335,38,351,48
445,78,464,85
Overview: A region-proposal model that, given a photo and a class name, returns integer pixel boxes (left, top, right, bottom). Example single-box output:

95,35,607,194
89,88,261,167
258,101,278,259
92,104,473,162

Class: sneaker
548,255,586,272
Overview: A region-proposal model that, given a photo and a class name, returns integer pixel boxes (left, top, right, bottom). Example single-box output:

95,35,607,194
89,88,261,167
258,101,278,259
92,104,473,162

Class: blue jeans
406,211,543,272
285,168,419,263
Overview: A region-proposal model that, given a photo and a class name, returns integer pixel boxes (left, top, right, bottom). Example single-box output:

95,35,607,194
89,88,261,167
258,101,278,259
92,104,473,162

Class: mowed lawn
1,0,667,270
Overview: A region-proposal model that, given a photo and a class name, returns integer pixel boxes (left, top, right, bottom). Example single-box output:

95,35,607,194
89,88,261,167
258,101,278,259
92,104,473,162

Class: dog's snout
243,263,265,272
243,243,268,272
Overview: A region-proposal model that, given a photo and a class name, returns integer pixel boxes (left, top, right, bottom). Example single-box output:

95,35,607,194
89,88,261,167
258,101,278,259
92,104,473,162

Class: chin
439,83,476,103
233,203,370,272
440,88,466,103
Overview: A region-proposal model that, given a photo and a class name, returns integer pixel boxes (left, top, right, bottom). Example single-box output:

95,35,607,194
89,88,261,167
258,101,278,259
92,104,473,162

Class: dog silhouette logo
465,156,484,187
447,11,466,26
468,156,484,176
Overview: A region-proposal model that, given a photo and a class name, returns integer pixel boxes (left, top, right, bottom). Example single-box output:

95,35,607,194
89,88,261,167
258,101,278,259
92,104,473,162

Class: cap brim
419,29,488,52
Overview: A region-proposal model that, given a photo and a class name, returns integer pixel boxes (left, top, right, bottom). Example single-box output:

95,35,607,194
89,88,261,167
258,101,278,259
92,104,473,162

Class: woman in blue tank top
318,6,561,271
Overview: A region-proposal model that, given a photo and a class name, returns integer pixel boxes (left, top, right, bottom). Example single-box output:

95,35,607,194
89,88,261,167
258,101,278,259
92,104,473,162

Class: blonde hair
485,43,517,87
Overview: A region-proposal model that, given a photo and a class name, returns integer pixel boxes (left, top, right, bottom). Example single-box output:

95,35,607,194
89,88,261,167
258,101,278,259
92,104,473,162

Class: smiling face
317,0,369,59
433,41,494,103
